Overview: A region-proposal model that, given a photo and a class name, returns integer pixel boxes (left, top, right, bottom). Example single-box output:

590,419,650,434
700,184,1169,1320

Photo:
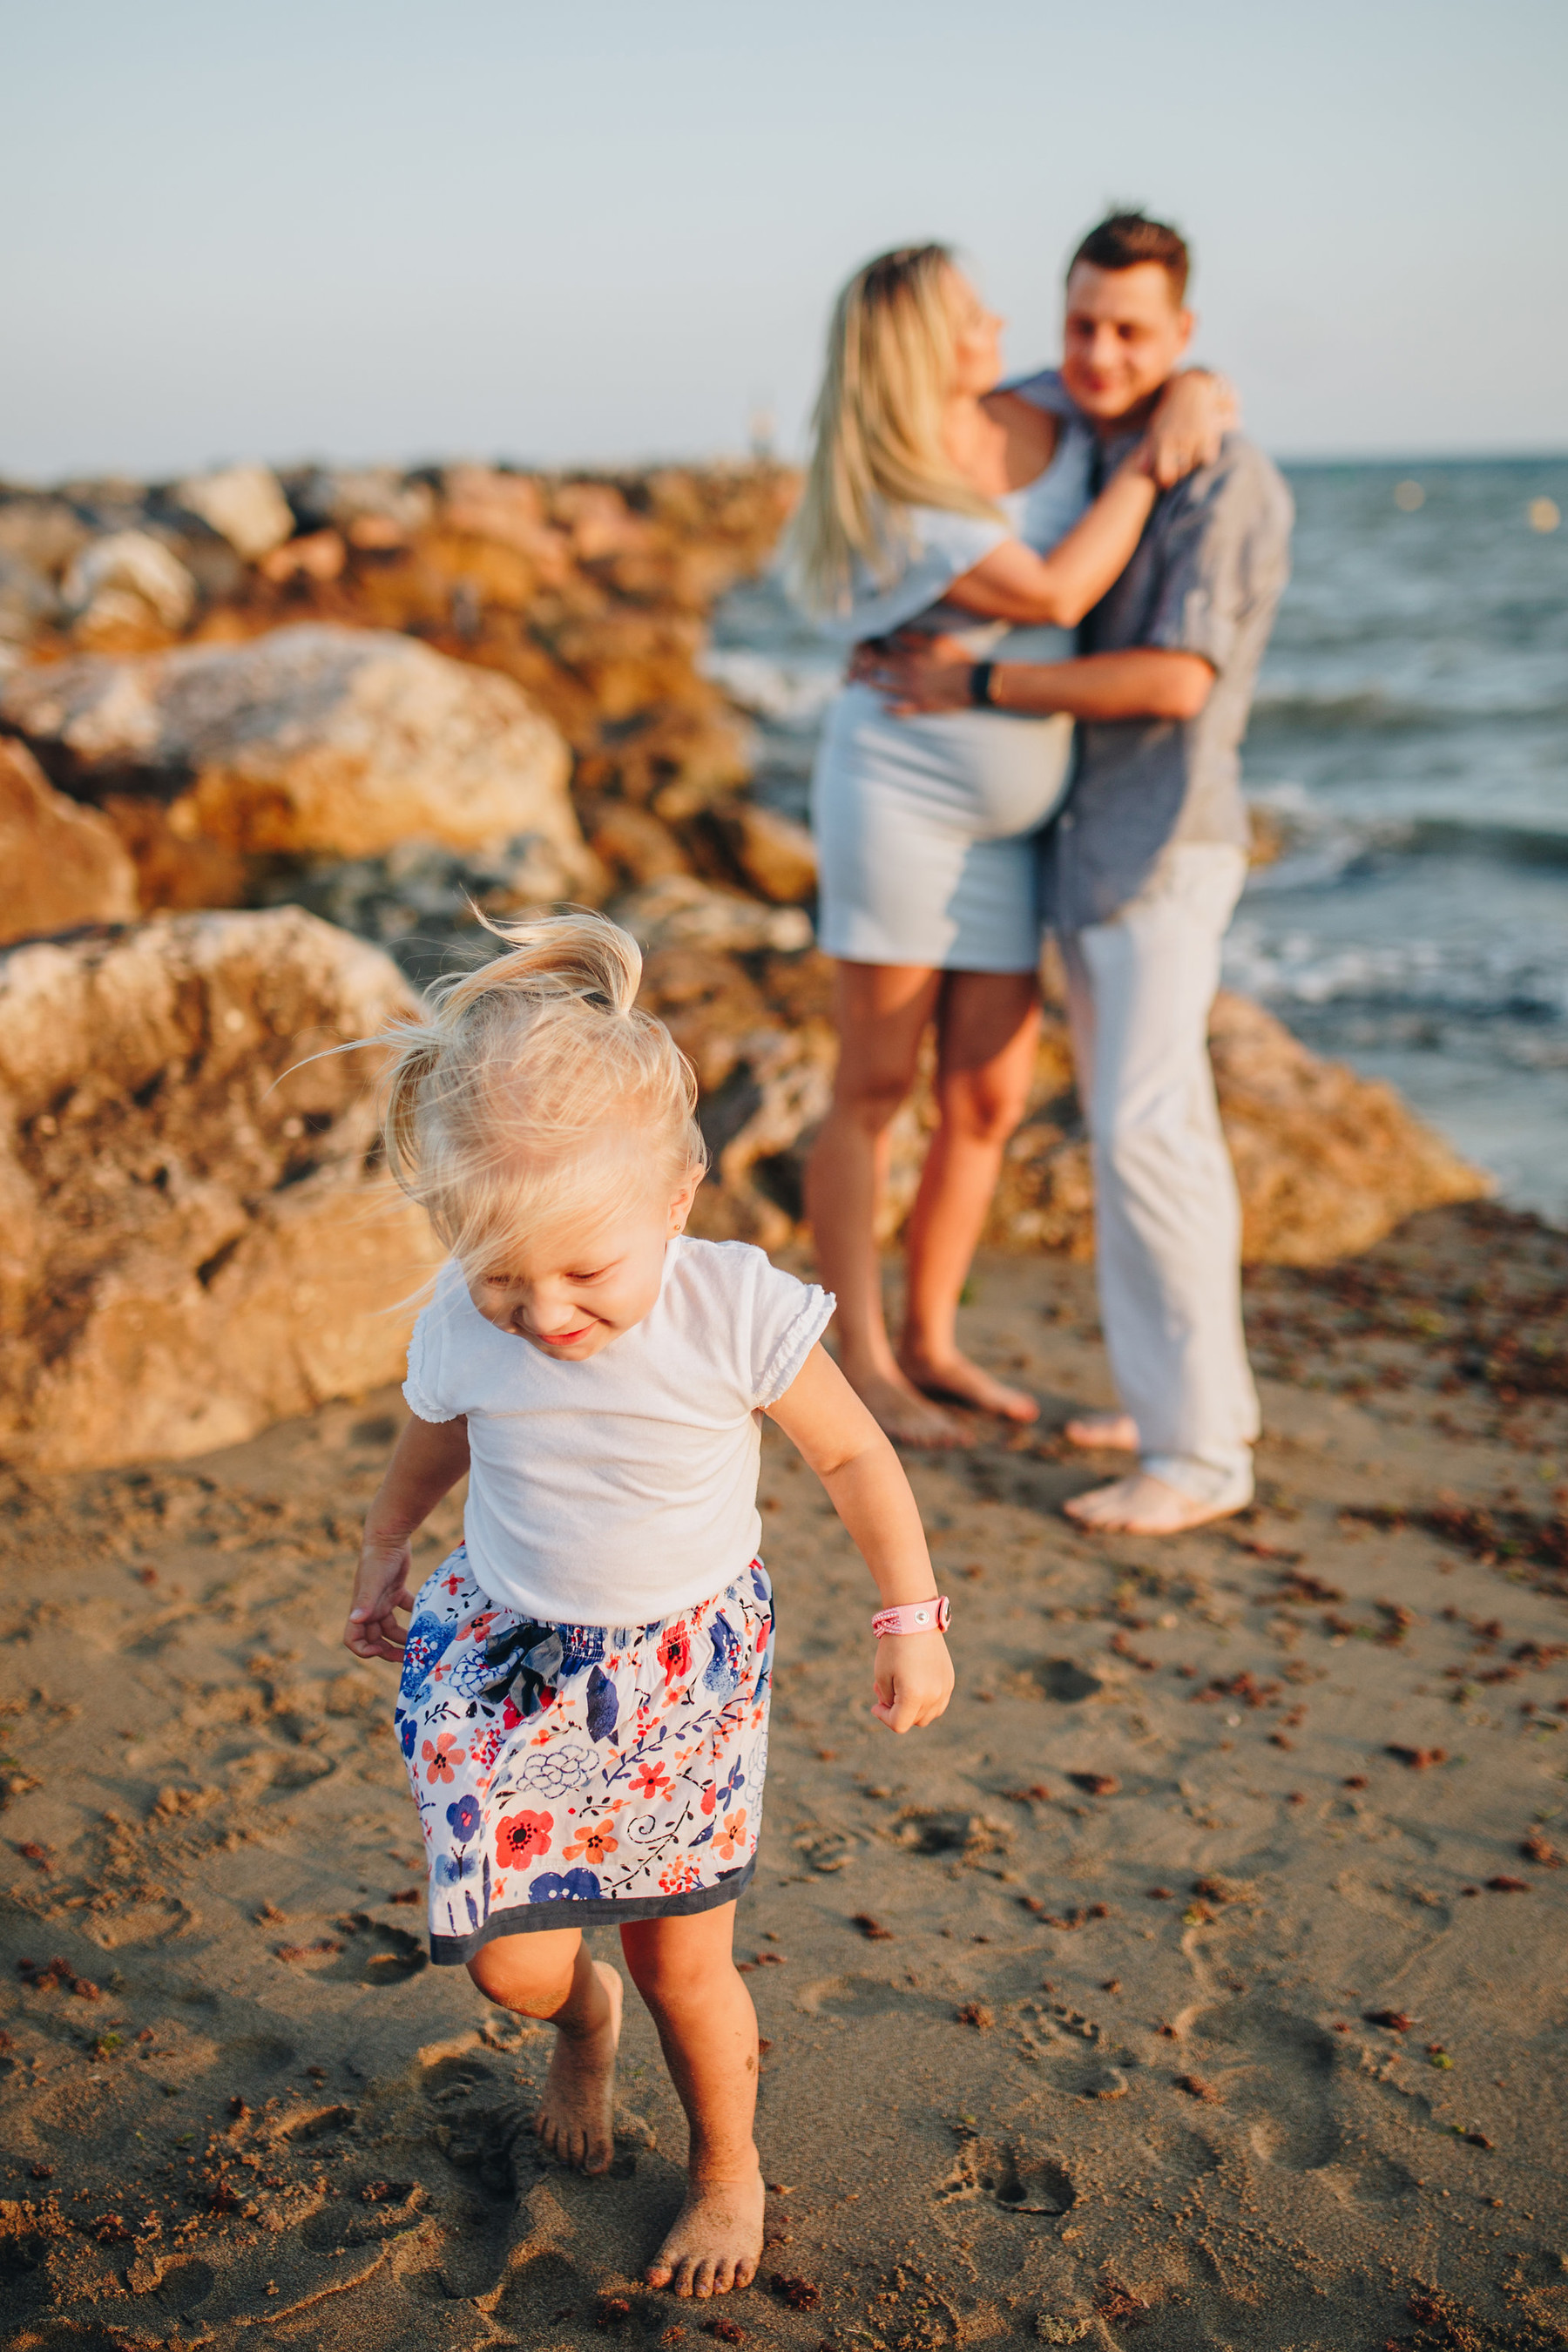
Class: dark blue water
708,456,1568,1220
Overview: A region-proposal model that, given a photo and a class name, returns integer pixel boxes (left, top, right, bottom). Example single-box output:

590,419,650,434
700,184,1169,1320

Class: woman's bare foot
900,1346,1039,1424
645,2166,767,2298
846,1365,969,1449
1063,1471,1247,1536
534,1960,623,2175
1063,1411,1139,1451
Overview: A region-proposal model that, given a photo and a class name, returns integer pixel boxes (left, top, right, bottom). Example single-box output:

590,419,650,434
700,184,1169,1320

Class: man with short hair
865,211,1293,1534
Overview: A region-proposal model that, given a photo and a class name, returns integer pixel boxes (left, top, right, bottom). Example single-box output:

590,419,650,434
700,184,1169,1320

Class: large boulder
0,908,441,1471
0,621,591,884
0,739,138,944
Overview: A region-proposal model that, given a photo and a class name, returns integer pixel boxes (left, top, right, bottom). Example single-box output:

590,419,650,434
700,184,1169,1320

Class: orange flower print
700,1782,717,1816
714,1807,747,1862
497,1809,553,1866
422,1732,460,1785
659,1858,701,1895
658,1621,692,1683
563,1820,618,1865
631,1760,672,1801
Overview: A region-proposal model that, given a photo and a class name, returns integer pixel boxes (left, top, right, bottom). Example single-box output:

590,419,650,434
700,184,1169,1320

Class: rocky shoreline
0,457,1484,1469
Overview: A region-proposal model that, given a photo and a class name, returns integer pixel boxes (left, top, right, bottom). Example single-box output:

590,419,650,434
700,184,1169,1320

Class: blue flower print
528,1868,602,1904
702,1611,743,1697
558,1624,606,1678
750,1564,769,1607
399,1612,456,1704
396,1711,416,1759
447,1793,481,1841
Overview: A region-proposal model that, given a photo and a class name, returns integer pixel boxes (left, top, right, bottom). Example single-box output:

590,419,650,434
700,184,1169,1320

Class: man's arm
853,635,1214,722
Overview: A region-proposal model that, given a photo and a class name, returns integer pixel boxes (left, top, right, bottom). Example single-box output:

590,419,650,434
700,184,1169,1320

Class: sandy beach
3,1198,1566,2351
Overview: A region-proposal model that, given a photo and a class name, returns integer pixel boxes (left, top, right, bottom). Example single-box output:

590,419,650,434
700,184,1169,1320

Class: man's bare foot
645,2166,767,2298
900,1347,1039,1425
1063,1471,1249,1536
846,1366,968,1449
534,1961,623,2175
1063,1411,1139,1452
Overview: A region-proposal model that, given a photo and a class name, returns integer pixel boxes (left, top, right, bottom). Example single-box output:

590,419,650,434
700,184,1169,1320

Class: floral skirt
395,1547,774,1964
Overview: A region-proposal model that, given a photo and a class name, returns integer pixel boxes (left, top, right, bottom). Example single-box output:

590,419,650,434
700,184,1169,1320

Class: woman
787,243,1229,1447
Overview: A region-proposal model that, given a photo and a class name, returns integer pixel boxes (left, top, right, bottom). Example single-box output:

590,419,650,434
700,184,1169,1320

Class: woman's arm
855,637,1214,722
344,1413,471,1662
766,1345,953,1734
932,369,1237,631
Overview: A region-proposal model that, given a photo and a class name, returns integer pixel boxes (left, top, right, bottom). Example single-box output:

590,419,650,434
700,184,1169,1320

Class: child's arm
766,1345,954,1734
344,1414,471,1664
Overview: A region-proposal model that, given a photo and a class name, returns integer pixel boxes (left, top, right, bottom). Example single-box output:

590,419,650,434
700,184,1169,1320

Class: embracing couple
786,213,1293,1538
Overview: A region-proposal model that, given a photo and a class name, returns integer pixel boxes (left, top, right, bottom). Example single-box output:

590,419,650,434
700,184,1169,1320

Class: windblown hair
785,242,1003,618
1069,211,1190,303
374,910,706,1274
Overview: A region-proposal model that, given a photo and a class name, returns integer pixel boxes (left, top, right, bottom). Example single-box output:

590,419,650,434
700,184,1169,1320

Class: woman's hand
1142,368,1240,489
345,1534,416,1664
851,630,973,714
872,1630,955,1732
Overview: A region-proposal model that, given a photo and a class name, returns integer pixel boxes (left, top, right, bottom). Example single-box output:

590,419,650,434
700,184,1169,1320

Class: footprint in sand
1187,2000,1417,2200
939,2136,1077,2217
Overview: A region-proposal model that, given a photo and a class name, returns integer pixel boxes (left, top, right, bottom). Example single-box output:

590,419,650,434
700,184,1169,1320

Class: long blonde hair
375,910,706,1274
785,242,1003,618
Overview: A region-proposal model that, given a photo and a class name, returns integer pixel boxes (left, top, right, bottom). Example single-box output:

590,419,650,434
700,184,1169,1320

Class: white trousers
1060,844,1258,1504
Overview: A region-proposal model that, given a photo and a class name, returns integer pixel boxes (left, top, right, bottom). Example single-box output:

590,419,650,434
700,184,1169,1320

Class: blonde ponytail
374,909,706,1271
784,242,1004,619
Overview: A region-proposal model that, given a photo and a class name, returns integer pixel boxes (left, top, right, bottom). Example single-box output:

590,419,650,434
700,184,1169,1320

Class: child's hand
872,1632,955,1733
345,1536,416,1665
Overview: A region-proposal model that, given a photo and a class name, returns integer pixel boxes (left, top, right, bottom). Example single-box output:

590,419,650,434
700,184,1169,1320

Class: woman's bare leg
468,1928,623,2176
898,968,1042,1421
804,958,961,1446
622,1903,765,2299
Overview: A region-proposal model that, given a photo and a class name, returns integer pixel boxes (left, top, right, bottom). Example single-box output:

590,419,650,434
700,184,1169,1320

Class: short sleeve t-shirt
403,1237,835,1626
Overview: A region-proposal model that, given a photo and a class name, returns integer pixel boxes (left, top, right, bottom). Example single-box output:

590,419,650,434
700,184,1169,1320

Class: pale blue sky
3,0,1564,480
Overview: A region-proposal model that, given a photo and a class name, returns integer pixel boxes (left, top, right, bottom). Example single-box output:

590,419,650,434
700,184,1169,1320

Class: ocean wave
1224,916,1568,1022
1250,686,1568,733
700,645,839,727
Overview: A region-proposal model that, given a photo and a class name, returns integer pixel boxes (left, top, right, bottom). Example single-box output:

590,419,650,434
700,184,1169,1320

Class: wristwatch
970,660,997,708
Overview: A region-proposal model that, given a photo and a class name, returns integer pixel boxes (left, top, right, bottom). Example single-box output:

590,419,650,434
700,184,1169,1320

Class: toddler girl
343,911,953,2301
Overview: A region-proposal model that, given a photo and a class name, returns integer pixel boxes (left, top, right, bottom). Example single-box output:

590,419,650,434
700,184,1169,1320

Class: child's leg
619,1903,763,2299
469,1928,624,2176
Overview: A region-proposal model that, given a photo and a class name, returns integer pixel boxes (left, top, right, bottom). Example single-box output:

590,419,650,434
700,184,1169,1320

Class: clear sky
4,0,1564,482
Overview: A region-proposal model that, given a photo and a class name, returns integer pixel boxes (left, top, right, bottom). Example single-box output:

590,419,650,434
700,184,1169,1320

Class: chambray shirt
1009,369,1294,930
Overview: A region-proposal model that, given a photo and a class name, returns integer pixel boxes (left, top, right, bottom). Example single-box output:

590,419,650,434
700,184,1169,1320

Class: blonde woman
789,243,1229,1446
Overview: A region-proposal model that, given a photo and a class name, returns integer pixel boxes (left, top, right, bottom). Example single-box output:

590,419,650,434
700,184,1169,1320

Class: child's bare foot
1063,1470,1248,1536
535,1961,623,2174
848,1366,968,1449
899,1346,1039,1424
645,2165,766,2298
1063,1410,1139,1451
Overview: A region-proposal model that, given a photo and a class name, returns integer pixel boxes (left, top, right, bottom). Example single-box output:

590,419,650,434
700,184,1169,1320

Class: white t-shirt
402,1237,835,1626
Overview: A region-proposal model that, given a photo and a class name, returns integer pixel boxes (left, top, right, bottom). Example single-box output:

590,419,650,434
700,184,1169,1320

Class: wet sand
3,1201,1567,2350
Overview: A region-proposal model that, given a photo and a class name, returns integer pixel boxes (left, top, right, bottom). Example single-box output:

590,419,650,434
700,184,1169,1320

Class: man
864,213,1293,1535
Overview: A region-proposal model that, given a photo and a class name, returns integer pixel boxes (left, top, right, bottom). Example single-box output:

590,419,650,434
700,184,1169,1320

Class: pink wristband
872,1596,950,1638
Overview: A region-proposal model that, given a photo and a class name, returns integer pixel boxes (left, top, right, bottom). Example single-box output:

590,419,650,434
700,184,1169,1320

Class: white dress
808,425,1094,971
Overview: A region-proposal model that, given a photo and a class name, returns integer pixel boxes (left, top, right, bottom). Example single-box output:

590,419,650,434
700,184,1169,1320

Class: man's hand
850,632,975,716
345,1535,416,1664
872,1630,955,1732
1144,369,1240,490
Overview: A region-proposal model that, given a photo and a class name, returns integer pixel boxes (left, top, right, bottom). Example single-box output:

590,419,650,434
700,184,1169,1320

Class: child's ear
668,1166,703,1235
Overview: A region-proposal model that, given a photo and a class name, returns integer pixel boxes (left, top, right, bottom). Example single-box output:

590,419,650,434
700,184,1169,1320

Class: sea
704,456,1568,1223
